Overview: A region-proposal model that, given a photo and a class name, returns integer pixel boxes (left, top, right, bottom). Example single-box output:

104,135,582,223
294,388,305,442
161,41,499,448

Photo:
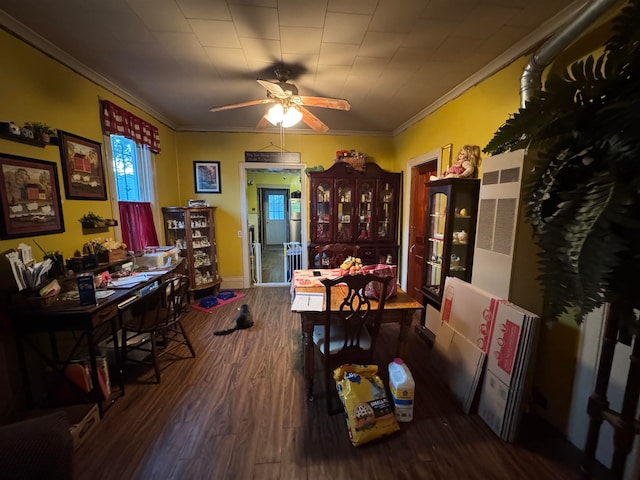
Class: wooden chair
312,243,360,268
313,273,392,414
119,274,195,383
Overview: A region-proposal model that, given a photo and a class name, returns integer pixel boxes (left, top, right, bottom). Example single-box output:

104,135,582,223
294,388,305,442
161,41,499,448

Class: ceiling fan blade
256,115,271,130
257,79,287,98
296,96,351,111
209,98,274,113
298,106,329,133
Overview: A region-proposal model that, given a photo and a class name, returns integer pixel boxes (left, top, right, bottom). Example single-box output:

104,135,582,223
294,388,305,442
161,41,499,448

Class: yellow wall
174,132,394,279
0,29,178,260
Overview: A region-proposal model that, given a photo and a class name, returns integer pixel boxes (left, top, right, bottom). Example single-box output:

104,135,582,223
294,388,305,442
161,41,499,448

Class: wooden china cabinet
309,161,401,265
162,206,221,296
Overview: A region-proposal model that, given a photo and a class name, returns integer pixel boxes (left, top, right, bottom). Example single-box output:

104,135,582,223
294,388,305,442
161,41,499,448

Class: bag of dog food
334,364,399,446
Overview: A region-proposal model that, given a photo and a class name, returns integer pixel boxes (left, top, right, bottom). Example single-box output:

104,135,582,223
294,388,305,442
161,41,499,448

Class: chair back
121,275,190,333
314,243,359,268
320,273,392,368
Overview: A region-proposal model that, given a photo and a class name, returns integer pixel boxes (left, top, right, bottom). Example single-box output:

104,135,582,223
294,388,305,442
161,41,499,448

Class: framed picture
58,130,107,200
441,143,453,170
194,161,221,193
0,153,65,239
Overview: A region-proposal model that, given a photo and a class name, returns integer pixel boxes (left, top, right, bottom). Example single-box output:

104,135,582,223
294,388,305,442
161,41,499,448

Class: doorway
239,163,308,288
400,149,441,302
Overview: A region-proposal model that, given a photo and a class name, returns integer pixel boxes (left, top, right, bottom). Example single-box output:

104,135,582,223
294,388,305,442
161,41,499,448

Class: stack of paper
478,302,539,442
291,292,324,312
4,250,53,291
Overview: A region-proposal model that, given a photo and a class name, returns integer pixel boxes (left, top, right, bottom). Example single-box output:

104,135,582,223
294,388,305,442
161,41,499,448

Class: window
268,194,284,220
110,135,154,202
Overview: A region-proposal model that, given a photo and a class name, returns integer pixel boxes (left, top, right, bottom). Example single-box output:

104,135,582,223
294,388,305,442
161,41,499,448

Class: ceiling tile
318,43,359,66
358,31,404,59
189,19,242,48
368,0,428,34
327,0,378,15
322,12,371,44
175,0,232,20
229,4,279,39
278,0,328,27
126,0,192,32
280,27,323,55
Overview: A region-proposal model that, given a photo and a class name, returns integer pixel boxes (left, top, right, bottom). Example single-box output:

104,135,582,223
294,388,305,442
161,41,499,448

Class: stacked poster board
430,277,538,441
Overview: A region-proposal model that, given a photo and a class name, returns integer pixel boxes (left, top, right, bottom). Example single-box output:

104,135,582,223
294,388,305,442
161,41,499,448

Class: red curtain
118,202,159,252
101,100,161,153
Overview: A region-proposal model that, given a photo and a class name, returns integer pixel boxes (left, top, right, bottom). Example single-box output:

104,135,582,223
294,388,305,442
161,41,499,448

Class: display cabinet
162,206,221,296
309,161,401,265
421,178,480,308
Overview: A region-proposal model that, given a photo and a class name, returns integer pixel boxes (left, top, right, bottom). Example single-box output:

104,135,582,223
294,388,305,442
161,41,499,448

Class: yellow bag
334,364,400,446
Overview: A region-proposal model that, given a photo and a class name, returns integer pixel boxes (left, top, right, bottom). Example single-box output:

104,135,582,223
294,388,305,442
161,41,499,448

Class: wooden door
406,161,437,302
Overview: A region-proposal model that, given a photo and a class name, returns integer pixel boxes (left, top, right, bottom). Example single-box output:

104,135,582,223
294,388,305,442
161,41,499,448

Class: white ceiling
1,0,584,136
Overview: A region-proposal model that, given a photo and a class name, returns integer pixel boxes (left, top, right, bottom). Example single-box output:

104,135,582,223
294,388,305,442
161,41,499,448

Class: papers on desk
96,290,116,299
4,250,53,291
109,273,158,288
291,292,324,312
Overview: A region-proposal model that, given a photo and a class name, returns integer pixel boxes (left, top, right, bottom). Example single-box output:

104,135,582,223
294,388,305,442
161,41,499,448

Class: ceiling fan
209,68,350,133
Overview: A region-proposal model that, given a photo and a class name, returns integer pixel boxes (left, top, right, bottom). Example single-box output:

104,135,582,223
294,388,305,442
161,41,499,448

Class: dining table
290,268,424,400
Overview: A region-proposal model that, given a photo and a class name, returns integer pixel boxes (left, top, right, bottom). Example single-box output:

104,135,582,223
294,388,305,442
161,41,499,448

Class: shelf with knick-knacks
421,178,480,309
162,206,221,296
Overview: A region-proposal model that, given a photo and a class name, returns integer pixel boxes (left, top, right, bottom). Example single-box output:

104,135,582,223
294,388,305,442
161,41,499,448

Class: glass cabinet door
424,191,447,299
376,180,395,242
336,180,353,242
189,209,215,288
314,181,332,242
356,180,374,241
421,178,480,308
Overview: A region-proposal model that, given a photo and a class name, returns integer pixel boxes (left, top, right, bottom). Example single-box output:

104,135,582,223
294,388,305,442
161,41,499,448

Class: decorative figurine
431,145,481,180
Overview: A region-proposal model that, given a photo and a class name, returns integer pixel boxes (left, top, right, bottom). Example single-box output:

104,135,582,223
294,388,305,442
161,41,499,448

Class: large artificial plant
484,0,640,330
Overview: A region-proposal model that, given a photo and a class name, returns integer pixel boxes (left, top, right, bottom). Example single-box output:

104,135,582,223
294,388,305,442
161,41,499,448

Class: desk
11,261,184,417
291,269,423,399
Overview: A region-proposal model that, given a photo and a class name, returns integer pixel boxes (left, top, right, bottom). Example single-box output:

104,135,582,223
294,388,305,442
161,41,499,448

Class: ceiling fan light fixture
266,103,302,128
282,107,302,128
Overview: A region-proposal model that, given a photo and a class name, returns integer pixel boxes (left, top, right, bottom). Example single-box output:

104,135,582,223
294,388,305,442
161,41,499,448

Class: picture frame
194,161,221,193
58,130,107,200
441,143,453,170
0,153,65,239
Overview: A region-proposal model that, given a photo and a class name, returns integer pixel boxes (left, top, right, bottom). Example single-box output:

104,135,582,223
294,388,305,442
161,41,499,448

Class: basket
337,155,366,171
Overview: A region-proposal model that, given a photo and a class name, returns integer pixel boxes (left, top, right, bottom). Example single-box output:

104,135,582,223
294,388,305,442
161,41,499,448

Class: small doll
430,145,481,180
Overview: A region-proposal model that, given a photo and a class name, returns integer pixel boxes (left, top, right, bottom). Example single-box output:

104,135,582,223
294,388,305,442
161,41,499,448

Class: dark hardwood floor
73,286,612,480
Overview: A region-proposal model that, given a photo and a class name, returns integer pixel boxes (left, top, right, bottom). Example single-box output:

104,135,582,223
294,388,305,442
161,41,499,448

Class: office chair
119,274,195,383
313,273,392,414
313,243,360,268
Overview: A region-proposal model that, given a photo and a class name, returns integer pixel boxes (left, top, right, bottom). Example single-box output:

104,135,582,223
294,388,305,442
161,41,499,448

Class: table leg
396,310,417,358
301,313,315,400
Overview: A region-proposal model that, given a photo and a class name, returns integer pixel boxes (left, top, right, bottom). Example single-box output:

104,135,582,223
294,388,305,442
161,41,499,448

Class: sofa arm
0,411,73,480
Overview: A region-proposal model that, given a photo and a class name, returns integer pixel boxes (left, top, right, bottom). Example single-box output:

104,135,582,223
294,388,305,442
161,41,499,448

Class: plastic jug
388,357,415,422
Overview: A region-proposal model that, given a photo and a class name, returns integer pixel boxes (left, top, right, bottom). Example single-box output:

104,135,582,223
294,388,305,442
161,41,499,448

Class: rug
192,292,245,313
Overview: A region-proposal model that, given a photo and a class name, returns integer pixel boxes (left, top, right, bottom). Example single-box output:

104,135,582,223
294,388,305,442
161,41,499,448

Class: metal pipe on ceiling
520,0,627,108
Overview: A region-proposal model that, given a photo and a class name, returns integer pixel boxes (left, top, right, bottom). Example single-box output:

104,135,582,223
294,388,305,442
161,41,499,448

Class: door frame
239,162,308,288
400,148,442,291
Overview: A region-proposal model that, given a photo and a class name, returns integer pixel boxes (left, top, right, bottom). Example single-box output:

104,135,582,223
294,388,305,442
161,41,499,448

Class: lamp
266,103,302,128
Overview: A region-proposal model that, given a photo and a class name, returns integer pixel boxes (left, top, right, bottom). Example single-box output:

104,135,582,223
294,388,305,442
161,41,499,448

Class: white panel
472,149,525,298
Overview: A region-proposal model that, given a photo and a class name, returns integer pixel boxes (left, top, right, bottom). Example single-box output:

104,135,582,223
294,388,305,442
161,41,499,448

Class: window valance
100,100,161,153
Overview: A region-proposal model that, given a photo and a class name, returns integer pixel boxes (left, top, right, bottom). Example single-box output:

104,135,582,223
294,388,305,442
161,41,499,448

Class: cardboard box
441,277,507,353
478,302,539,442
431,321,486,414
29,403,100,451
